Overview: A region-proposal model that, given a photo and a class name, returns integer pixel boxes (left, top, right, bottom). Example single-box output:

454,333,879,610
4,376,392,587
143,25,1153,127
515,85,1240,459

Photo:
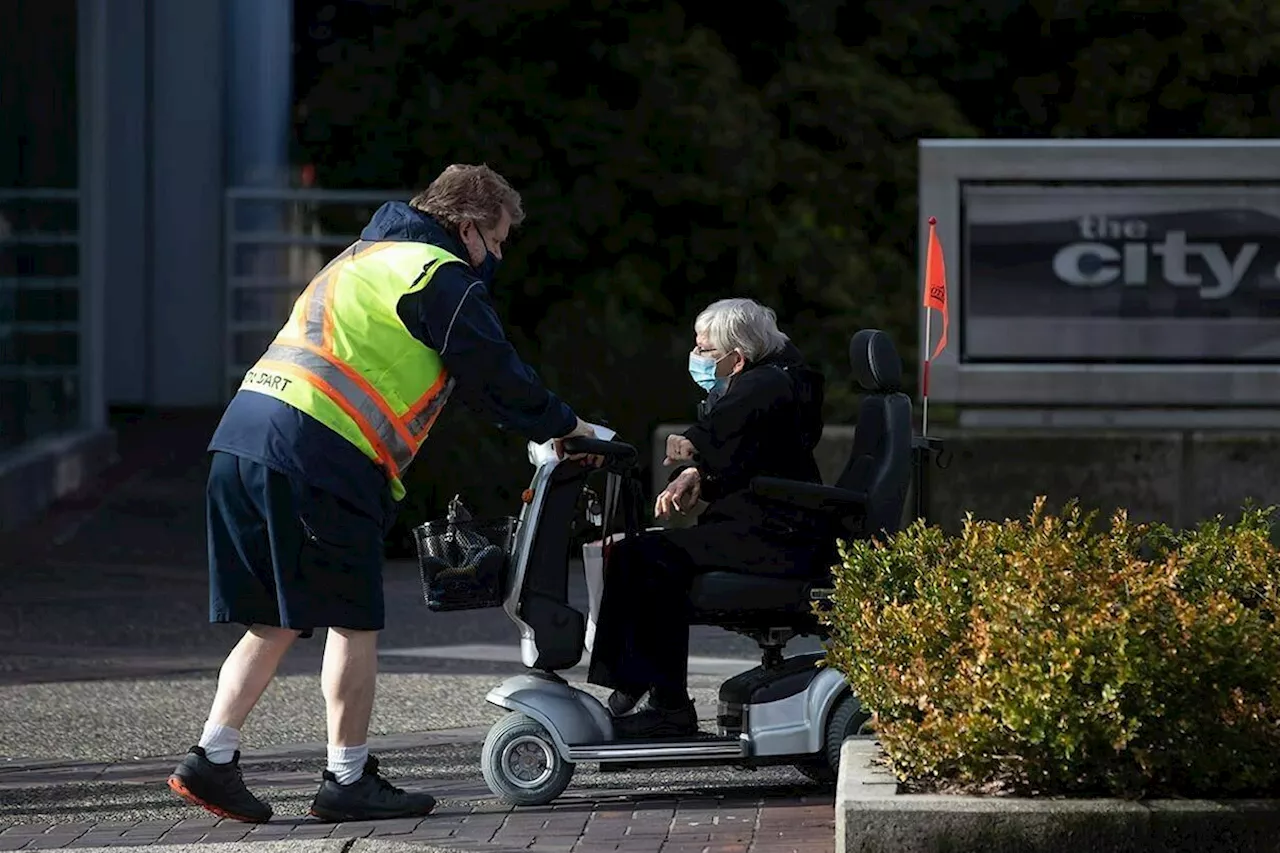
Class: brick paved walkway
0,792,835,852
0,414,837,852
0,728,834,852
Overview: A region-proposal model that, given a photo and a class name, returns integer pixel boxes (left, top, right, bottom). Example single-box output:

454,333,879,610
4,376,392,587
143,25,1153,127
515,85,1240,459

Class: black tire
792,760,837,784
793,690,871,785
481,713,575,807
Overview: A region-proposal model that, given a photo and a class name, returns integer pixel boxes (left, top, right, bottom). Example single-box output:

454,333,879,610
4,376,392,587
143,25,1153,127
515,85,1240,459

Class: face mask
475,232,500,284
463,226,500,284
689,351,728,393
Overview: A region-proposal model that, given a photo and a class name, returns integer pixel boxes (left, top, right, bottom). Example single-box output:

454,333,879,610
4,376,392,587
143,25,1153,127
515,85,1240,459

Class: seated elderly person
587,298,829,739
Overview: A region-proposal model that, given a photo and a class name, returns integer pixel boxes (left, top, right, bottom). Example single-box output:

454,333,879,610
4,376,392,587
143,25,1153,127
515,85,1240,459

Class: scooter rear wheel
481,712,575,806
793,690,872,785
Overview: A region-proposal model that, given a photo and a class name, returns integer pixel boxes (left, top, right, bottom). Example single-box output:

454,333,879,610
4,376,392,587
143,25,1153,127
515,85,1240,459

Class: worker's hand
553,417,604,467
663,434,697,466
654,468,701,519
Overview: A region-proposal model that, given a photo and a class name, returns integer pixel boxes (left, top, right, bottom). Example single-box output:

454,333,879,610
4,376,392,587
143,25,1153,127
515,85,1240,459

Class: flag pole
922,216,935,437
923,311,933,436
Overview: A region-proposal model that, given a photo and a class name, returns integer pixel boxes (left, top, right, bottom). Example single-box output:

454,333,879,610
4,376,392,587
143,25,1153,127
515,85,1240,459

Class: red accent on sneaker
167,775,270,824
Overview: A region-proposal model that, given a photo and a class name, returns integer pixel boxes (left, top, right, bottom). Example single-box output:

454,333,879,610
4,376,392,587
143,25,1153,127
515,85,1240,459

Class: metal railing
0,188,82,452
223,187,408,400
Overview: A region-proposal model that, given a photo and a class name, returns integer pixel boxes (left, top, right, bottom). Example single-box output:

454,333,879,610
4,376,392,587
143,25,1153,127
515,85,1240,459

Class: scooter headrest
849,329,902,393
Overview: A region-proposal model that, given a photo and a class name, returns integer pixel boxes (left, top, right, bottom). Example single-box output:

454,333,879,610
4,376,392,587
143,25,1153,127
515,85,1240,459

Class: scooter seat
688,571,817,614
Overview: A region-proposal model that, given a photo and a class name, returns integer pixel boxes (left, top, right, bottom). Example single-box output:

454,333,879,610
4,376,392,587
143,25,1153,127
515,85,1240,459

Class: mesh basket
414,515,519,612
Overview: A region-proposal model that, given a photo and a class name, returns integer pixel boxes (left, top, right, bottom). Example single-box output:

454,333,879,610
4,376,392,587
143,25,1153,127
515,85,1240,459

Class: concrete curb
835,736,1280,853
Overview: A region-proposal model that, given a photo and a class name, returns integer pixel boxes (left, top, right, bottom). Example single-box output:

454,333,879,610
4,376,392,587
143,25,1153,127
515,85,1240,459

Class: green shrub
821,497,1280,799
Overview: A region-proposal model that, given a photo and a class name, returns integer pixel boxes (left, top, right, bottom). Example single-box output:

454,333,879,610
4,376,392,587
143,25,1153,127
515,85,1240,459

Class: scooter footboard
486,674,614,759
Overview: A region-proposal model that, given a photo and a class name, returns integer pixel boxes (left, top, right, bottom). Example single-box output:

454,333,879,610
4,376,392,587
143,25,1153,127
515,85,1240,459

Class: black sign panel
962,184,1280,363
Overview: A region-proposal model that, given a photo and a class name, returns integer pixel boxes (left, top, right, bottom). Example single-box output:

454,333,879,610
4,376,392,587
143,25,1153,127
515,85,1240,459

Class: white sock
327,744,369,786
198,721,241,765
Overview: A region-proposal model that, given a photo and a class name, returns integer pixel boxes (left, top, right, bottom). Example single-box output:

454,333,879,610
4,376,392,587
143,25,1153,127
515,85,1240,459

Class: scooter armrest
749,476,868,515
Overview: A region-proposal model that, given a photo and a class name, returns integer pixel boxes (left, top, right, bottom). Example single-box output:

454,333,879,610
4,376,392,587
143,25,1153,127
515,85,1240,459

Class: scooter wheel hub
501,735,554,788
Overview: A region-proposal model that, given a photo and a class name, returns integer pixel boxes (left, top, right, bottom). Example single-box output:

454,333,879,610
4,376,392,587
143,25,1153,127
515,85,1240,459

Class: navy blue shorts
206,451,386,637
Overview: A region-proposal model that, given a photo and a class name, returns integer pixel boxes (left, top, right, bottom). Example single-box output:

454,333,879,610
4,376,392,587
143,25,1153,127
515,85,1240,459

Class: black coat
676,342,825,529
588,343,830,695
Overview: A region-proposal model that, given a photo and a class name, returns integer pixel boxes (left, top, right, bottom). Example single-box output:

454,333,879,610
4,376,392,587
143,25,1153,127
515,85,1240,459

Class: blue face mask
689,352,728,393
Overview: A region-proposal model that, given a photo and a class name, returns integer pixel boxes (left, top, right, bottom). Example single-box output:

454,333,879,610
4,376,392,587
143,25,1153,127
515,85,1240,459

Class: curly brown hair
409,164,525,231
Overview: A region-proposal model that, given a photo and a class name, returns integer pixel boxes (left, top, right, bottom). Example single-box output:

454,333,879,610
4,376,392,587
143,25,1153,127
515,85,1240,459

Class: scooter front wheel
481,712,575,806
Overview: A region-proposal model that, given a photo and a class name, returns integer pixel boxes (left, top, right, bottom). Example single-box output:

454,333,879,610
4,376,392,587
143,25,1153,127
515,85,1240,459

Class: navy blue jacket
209,202,577,522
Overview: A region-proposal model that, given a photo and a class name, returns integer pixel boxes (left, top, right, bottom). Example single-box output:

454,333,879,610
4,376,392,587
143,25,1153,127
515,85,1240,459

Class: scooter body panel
486,673,614,759
487,660,849,766
747,665,848,757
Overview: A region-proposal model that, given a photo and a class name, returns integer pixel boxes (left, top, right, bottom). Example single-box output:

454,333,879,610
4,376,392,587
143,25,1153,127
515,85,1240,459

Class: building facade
1,0,294,529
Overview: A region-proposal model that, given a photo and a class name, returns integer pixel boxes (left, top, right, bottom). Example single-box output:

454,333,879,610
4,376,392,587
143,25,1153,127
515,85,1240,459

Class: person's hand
654,468,701,519
663,434,697,466
553,417,604,467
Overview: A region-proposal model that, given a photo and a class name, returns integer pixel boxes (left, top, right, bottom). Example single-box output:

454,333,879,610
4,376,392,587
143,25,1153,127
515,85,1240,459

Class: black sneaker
612,700,699,739
167,746,272,824
309,755,436,823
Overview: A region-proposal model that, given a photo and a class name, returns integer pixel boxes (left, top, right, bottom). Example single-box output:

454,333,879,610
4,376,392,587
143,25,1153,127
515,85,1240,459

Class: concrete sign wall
918,139,1280,428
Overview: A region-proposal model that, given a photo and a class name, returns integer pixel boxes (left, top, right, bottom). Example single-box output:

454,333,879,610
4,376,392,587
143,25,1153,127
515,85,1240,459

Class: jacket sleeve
397,264,578,443
681,373,781,502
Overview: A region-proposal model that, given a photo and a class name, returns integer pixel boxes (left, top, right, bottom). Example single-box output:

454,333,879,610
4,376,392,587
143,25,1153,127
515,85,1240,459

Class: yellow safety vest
239,239,468,500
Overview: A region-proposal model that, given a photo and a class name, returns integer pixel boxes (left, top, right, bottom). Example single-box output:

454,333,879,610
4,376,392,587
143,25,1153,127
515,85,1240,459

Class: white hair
694,298,790,362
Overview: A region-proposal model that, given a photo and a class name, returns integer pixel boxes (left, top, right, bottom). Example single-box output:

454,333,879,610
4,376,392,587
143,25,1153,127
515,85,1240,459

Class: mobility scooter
414,329,944,806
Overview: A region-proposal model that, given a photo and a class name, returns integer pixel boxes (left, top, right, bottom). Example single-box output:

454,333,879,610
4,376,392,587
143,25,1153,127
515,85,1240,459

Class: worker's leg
322,627,378,744
320,627,379,783
169,452,303,823
275,484,435,821
203,453,326,752
205,624,300,732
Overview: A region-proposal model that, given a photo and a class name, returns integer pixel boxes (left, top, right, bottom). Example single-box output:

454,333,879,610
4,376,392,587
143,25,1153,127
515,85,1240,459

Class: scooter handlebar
561,436,637,460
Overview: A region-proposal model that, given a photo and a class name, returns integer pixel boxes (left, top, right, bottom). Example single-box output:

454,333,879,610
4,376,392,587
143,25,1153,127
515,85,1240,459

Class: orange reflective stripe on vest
301,241,392,348
404,372,452,439
244,239,461,493
267,241,452,479
296,246,453,430
259,341,417,479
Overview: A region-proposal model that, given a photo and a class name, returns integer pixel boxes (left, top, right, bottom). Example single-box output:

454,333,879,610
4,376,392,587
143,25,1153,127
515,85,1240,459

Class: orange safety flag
922,216,949,361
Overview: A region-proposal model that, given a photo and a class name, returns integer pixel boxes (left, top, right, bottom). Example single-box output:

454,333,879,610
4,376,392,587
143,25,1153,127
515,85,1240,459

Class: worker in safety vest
167,165,597,824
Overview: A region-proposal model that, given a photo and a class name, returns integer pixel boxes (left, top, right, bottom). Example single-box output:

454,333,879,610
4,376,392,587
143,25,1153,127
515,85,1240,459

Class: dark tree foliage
293,0,1280,540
